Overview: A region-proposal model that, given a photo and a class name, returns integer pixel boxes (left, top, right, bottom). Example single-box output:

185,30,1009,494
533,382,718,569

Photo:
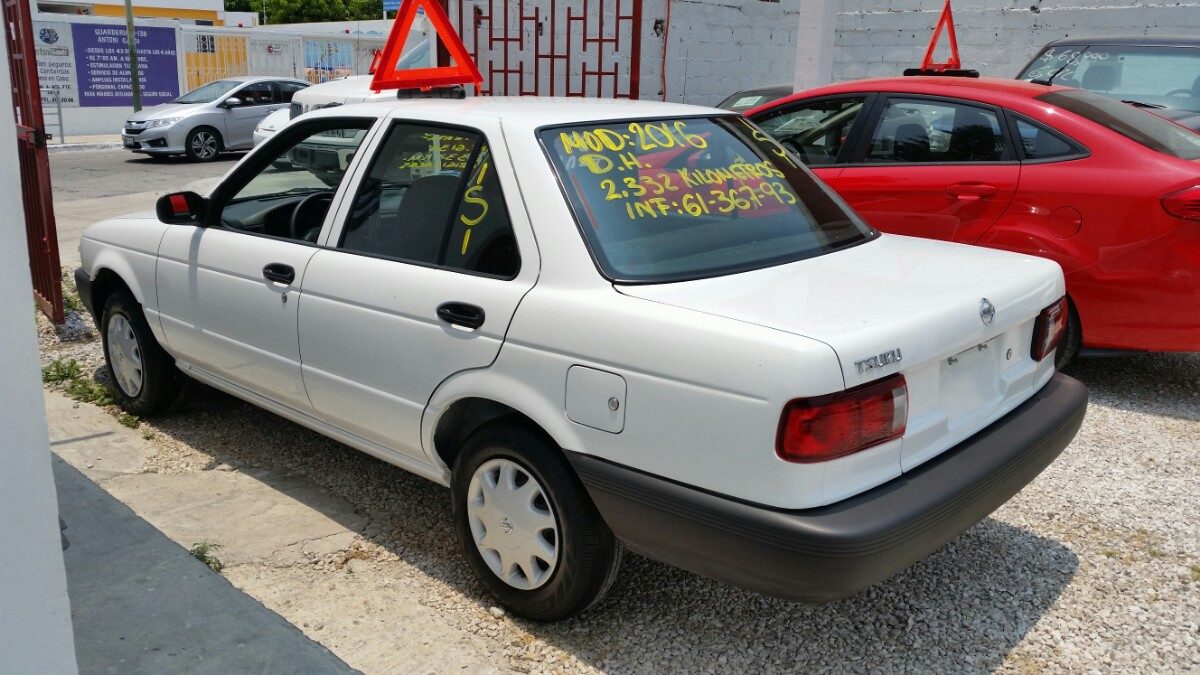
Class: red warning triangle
919,0,962,71
370,0,483,92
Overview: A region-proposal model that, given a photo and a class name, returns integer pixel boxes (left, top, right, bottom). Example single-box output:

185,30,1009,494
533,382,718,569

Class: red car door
835,95,1020,244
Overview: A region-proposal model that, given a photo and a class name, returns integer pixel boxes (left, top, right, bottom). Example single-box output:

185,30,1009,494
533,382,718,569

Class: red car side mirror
155,191,207,225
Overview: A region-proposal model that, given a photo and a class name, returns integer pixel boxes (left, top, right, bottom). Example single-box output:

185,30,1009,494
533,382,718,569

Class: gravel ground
37,297,1199,673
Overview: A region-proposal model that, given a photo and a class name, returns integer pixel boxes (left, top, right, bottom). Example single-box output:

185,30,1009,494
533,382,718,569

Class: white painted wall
833,0,1200,81
642,0,802,106
0,26,79,675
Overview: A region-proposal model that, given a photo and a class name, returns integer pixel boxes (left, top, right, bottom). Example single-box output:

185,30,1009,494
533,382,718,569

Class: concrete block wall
834,1,1200,81
644,0,802,106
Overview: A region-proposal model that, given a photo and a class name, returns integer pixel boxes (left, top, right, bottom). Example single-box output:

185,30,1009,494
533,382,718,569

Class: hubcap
466,458,559,590
191,131,217,159
106,314,143,397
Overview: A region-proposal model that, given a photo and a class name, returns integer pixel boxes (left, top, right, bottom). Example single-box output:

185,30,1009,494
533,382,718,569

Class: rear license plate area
939,336,1004,428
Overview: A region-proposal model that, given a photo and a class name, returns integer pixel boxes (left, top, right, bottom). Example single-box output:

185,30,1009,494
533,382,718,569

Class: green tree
262,0,386,24
223,0,264,23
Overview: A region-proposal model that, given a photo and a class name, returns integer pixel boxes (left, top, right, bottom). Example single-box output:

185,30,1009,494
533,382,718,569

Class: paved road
50,150,239,266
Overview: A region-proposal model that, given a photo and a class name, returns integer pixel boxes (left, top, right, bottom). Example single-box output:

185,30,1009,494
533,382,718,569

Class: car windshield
539,116,875,283
1038,89,1200,160
174,79,240,104
1018,45,1200,113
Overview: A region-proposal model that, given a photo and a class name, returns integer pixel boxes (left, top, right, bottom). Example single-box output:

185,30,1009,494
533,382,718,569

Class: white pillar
793,0,836,91
0,25,79,675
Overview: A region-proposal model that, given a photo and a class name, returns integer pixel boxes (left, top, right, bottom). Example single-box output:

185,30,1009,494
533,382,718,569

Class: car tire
451,420,623,622
1055,299,1082,370
100,291,186,416
185,126,222,162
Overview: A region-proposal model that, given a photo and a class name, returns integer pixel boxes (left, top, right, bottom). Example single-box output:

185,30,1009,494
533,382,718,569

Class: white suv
75,97,1087,621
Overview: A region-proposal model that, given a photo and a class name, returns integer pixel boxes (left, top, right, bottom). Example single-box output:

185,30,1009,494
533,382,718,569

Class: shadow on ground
127,152,245,166
114,357,1149,670
1063,352,1199,422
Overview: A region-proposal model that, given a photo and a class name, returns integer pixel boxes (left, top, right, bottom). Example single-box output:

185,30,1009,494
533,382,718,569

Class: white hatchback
75,96,1087,621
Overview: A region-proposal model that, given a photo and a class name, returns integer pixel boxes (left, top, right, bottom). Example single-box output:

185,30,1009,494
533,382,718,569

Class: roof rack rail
903,68,980,78
395,85,466,100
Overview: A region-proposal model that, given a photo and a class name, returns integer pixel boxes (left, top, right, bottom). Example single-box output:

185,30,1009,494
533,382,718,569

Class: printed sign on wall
35,22,80,107
72,24,179,107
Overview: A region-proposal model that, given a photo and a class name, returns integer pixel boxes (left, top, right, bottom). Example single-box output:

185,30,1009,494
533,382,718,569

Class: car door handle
262,263,295,285
437,302,485,330
947,183,998,200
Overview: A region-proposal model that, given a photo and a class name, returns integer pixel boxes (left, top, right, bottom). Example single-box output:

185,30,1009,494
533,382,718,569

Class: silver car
121,75,310,161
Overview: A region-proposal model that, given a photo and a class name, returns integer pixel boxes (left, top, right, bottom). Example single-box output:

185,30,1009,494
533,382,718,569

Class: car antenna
902,0,980,78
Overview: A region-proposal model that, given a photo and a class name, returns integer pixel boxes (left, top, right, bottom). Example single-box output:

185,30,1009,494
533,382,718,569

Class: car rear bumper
566,373,1088,603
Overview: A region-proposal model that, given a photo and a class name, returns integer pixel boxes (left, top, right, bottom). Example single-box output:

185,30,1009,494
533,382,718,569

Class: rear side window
339,124,520,278
1038,89,1200,160
275,81,308,102
539,116,874,283
865,99,1007,163
1014,117,1083,160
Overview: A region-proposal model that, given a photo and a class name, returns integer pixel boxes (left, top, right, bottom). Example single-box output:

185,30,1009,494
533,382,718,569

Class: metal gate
4,0,62,323
453,0,642,98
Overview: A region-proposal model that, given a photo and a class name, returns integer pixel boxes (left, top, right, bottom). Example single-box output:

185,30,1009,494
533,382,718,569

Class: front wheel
185,126,222,162
101,291,186,415
451,422,622,621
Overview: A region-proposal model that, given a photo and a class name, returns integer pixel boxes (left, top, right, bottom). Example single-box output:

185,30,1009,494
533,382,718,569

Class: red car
746,76,1200,366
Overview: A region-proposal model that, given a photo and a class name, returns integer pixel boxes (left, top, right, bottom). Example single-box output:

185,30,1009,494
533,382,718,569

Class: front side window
539,116,873,283
339,124,520,278
866,99,1007,163
234,82,274,106
1038,89,1200,160
217,120,373,242
754,96,866,166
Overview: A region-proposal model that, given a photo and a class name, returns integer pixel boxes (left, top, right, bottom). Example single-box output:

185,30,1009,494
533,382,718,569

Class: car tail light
1162,185,1200,222
1031,297,1069,362
776,374,907,464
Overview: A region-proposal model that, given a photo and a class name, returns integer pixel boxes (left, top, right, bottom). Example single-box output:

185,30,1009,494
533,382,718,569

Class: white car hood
127,103,202,121
616,234,1064,387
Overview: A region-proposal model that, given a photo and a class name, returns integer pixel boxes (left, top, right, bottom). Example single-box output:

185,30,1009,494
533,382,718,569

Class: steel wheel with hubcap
451,421,622,621
186,127,221,162
100,290,188,416
467,458,560,590
105,313,143,397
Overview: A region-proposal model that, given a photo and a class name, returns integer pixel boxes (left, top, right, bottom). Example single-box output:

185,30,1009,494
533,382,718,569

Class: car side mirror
222,96,242,108
156,191,207,225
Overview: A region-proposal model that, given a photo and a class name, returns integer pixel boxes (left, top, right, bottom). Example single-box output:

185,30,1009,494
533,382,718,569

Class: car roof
314,96,728,126
221,75,308,84
1038,35,1200,48
755,76,1072,112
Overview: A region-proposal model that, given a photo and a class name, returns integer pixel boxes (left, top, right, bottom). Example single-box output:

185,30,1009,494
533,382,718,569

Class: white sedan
74,97,1088,621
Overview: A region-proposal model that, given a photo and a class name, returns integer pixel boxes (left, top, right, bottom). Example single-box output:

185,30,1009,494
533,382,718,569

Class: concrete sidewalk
54,456,357,674
48,135,122,153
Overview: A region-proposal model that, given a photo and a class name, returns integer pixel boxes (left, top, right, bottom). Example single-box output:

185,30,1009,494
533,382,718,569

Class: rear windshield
1038,90,1200,160
539,116,874,283
1018,45,1200,114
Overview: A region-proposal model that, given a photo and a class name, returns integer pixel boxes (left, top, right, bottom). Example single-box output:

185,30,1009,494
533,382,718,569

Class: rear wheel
101,291,186,415
1055,300,1082,370
451,421,622,621
185,126,222,162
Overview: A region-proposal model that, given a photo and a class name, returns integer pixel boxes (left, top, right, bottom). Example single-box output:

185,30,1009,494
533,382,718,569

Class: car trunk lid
616,234,1064,472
